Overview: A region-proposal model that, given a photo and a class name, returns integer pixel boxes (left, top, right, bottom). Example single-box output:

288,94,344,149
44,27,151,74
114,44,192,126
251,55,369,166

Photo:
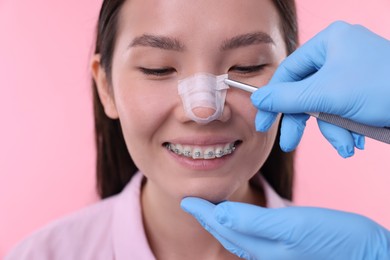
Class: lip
165,136,239,146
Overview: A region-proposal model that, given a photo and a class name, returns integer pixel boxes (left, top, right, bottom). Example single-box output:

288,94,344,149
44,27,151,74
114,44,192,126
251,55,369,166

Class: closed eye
138,67,176,76
229,64,266,74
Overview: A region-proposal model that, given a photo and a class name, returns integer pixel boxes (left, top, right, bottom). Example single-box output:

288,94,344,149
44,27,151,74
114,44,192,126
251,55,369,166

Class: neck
141,177,265,260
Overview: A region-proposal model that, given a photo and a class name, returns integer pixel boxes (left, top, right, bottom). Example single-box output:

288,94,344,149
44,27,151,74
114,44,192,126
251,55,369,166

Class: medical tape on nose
178,73,229,124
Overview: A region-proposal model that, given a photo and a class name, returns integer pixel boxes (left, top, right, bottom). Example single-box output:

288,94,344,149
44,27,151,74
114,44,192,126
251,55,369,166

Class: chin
179,181,237,204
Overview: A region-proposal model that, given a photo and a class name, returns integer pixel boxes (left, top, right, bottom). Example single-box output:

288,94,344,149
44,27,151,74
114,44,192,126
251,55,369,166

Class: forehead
116,0,283,46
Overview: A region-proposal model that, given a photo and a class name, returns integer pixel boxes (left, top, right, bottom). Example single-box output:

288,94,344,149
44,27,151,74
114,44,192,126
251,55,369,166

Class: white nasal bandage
178,73,229,124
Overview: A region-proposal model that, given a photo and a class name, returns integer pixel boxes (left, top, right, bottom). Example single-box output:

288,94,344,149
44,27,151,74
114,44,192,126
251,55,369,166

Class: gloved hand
251,21,390,157
181,197,390,260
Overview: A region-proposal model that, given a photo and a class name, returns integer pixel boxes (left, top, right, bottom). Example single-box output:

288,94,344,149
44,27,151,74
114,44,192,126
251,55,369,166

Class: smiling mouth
164,140,242,160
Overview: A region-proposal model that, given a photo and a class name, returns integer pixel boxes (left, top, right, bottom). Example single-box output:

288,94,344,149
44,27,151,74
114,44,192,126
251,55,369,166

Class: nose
178,73,230,124
191,102,231,123
192,106,216,120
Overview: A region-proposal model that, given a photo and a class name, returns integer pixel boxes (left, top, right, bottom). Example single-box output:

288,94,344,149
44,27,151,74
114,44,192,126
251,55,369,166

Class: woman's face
94,0,287,202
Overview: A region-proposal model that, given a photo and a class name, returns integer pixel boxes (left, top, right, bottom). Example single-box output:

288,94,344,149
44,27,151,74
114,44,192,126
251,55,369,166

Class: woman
6,0,297,259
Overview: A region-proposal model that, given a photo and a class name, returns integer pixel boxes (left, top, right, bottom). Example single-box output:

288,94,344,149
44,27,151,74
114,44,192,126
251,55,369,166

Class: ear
91,54,119,119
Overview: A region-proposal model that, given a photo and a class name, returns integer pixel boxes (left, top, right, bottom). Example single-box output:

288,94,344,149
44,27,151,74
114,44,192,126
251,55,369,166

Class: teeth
166,142,236,159
224,143,233,154
174,144,183,155
215,147,224,158
192,148,203,159
204,148,215,159
183,146,192,157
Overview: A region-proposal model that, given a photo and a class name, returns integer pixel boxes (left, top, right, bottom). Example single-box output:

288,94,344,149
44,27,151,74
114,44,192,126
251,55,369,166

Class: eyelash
230,64,266,74
138,64,266,77
139,67,176,76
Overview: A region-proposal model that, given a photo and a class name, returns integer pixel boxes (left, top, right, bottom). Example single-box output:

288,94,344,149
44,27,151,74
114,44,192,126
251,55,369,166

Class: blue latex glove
251,21,390,158
181,197,390,260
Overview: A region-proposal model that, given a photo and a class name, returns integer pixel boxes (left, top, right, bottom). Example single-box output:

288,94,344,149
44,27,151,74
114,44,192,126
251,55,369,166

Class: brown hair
92,0,298,200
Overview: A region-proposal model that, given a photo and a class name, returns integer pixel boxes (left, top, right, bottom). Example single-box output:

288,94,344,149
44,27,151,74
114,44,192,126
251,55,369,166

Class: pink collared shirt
5,173,290,260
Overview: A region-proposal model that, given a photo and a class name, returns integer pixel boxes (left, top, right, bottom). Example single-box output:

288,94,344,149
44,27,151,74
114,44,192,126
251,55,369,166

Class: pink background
1,0,389,257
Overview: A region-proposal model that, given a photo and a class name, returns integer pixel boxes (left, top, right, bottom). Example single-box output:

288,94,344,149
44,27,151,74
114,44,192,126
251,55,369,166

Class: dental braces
165,143,236,159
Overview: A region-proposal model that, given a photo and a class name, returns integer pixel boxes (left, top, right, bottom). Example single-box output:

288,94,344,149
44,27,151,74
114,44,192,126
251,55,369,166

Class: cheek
227,89,280,177
237,93,280,172
111,83,179,169
229,90,257,126
114,81,177,135
243,119,279,179
255,118,279,152
116,94,157,137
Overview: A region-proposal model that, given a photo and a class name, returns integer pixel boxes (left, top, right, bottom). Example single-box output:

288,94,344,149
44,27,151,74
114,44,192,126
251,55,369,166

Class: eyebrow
129,34,185,51
220,32,275,51
128,31,274,52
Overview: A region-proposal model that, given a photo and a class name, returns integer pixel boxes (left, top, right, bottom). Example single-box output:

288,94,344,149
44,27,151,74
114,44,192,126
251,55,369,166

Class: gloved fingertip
279,133,299,152
280,144,295,153
180,197,205,214
255,111,277,132
279,114,308,152
337,145,355,158
354,135,365,150
356,139,365,150
317,120,357,158
255,122,272,132
214,203,233,228
250,88,271,109
180,198,209,228
180,197,196,214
